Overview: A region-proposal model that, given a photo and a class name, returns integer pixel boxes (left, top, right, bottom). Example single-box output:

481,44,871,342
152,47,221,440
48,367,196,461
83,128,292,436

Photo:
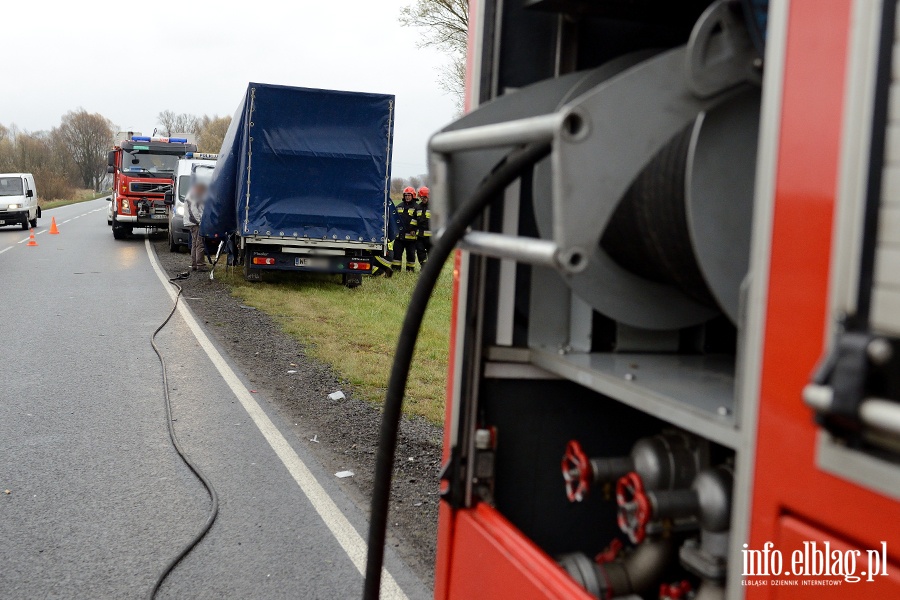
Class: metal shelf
529,347,740,449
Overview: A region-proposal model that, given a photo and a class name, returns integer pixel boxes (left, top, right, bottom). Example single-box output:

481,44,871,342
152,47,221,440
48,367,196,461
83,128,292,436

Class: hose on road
147,271,220,599
363,141,552,599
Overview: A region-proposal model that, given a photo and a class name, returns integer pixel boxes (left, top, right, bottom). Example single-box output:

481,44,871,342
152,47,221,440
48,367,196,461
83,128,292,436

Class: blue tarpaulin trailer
202,82,397,286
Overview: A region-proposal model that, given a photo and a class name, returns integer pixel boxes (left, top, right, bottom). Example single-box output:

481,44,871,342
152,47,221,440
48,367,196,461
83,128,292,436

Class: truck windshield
122,152,179,177
0,177,24,196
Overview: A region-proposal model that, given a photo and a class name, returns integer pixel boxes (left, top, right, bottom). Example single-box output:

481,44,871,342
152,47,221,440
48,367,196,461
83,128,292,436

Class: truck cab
168,153,218,252
108,135,197,240
0,173,40,230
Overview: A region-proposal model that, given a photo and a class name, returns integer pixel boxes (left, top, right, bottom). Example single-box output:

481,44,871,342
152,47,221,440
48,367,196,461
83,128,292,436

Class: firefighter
393,186,418,272
372,198,400,278
415,186,431,266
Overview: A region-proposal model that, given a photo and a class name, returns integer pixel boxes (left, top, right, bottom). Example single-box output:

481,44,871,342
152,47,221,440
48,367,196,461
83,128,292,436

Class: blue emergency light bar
129,135,188,143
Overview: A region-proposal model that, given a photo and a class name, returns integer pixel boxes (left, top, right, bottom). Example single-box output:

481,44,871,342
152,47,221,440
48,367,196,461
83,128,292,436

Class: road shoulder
149,238,441,589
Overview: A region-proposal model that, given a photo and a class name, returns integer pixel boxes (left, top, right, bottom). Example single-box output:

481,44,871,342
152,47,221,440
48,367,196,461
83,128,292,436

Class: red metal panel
748,2,900,598
768,516,900,598
442,504,593,600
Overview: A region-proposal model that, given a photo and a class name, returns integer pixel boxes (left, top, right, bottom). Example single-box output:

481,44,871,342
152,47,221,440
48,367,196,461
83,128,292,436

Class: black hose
363,141,552,599
147,273,220,599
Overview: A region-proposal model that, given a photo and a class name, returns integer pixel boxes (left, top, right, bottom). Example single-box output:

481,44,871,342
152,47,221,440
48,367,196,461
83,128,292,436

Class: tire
168,229,179,253
112,216,128,240
21,218,28,231
342,273,363,289
29,214,37,228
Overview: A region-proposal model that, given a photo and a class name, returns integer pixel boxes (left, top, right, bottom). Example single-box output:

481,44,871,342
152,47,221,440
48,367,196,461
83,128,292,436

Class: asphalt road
0,198,428,599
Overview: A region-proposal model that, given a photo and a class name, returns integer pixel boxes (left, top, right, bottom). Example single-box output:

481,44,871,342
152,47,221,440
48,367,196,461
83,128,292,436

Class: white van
167,154,216,252
0,173,40,230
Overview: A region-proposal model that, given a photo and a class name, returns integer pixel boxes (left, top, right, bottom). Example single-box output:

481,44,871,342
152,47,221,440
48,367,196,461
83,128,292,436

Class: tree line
0,109,231,201
390,174,430,196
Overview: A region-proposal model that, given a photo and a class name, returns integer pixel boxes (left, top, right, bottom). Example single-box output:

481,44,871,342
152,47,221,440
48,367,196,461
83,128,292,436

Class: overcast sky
2,0,458,177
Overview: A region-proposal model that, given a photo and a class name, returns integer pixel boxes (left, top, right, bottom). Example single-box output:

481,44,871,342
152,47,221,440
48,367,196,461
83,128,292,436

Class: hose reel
428,1,761,331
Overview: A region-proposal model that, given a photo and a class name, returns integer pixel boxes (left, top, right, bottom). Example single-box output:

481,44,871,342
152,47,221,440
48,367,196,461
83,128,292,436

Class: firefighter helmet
402,186,415,196
417,186,429,198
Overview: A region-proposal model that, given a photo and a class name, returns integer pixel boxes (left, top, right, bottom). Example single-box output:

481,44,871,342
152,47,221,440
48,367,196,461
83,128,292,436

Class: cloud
1,0,457,176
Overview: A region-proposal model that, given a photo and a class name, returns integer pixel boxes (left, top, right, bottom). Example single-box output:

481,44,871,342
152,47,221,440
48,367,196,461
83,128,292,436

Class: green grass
41,190,109,210
217,262,454,424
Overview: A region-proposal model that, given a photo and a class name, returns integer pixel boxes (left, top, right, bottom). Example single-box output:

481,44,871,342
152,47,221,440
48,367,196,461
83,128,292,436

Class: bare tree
157,110,200,136
408,175,422,189
196,114,232,153
400,0,469,112
390,177,407,194
58,109,114,191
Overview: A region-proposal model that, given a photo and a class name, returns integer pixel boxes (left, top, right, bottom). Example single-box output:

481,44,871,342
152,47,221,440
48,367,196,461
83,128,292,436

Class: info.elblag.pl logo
742,541,889,587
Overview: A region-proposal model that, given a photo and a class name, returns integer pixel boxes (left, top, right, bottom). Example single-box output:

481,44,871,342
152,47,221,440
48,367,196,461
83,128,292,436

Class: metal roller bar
859,398,900,437
457,231,564,270
429,114,563,153
803,384,900,437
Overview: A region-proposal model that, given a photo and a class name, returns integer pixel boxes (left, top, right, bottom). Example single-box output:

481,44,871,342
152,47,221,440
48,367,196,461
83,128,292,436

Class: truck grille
129,182,171,194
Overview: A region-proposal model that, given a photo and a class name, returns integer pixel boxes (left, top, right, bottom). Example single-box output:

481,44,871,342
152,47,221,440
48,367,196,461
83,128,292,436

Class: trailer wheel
342,273,363,289
243,253,262,281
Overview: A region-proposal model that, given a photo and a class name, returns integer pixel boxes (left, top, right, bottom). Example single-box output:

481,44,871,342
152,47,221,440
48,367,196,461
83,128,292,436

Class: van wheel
29,216,37,228
21,219,28,231
168,230,179,252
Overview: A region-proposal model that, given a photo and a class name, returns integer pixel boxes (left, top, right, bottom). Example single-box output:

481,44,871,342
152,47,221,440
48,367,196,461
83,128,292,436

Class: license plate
151,214,167,220
295,257,329,269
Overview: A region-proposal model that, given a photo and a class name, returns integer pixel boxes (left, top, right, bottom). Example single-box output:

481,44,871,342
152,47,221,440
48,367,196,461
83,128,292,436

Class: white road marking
144,239,407,600
61,220,71,224
0,246,12,255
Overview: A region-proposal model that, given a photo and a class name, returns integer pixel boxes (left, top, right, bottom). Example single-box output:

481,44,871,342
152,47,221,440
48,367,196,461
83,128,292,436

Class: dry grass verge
216,263,453,424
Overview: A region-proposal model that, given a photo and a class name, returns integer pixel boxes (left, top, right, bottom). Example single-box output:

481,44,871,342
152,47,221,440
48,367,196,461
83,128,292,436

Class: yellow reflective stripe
425,211,431,218
375,255,391,267
422,231,432,237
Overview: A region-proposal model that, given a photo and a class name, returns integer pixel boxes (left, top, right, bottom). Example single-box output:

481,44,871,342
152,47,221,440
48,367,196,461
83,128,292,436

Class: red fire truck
365,1,900,599
107,135,197,240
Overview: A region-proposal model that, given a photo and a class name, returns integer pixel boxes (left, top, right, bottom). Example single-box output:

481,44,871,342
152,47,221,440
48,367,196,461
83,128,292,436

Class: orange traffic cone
49,217,59,235
26,229,37,246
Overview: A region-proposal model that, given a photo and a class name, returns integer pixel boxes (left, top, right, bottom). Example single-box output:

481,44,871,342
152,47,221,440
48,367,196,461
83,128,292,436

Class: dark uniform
415,187,431,265
394,189,419,272
372,199,401,277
